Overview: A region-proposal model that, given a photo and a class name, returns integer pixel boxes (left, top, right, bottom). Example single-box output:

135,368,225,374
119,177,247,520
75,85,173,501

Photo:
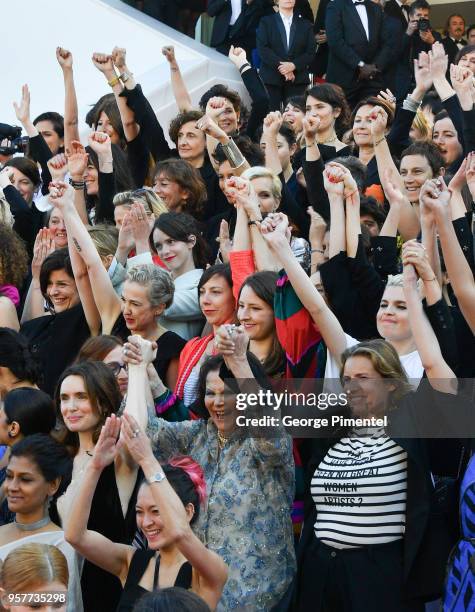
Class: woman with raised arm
55,361,139,612
0,434,81,611
125,333,295,611
65,413,227,612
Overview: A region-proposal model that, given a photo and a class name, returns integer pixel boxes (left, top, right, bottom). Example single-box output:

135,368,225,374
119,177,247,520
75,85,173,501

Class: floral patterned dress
147,417,296,611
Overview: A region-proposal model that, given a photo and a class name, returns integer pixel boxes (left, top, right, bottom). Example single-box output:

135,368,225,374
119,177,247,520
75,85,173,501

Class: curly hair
0,224,28,288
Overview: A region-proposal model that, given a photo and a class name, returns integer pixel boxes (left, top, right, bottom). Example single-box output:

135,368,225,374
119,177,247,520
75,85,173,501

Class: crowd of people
0,0,474,610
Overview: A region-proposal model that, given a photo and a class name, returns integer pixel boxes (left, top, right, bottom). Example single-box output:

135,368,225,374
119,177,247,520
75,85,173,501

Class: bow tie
353,0,366,4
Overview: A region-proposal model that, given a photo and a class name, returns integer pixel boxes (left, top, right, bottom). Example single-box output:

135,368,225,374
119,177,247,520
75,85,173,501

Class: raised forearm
62,68,80,150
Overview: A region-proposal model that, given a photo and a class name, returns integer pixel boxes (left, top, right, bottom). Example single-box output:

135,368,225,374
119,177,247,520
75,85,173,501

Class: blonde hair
386,274,403,288
0,196,14,228
411,109,433,141
0,543,68,594
113,188,167,218
88,224,119,259
340,339,413,404
242,166,282,202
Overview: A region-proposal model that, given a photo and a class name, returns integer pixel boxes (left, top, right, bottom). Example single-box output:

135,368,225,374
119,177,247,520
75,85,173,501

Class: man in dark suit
384,0,411,29
393,0,441,101
312,0,331,77
257,0,315,111
442,14,467,66
207,0,273,58
325,0,393,106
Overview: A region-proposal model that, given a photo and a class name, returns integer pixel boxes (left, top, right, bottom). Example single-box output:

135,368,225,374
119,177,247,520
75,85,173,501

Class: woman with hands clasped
65,413,227,612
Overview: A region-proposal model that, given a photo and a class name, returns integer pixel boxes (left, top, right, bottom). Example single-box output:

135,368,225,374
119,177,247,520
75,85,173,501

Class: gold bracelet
421,276,437,282
374,136,386,147
108,76,120,88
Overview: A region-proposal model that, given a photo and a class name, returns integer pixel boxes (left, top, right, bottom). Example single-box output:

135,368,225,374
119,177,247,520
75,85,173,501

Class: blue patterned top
147,417,296,611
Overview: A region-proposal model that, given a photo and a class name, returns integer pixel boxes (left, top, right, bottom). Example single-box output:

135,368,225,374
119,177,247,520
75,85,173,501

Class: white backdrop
2,0,249,142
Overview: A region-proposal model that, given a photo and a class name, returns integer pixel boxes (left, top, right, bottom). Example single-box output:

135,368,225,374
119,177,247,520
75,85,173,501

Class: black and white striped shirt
311,428,408,549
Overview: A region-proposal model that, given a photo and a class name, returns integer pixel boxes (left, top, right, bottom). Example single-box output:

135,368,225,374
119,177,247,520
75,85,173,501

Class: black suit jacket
312,0,331,76
257,12,315,85
325,0,392,90
442,36,467,66
207,0,272,48
384,0,408,29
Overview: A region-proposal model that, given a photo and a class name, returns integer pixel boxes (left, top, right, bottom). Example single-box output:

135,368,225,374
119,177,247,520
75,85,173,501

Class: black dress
111,315,186,383
81,464,141,612
116,550,192,612
20,304,91,396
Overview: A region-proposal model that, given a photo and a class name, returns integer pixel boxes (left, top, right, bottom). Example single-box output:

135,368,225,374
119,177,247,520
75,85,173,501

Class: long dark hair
306,83,351,137
55,362,122,455
85,145,134,211
238,272,285,377
152,212,210,270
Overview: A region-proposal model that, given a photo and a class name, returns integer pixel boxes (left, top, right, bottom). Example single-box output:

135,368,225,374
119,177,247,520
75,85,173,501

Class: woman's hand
13,84,31,125
262,111,283,139
419,177,451,222
88,131,112,157
414,51,433,93
326,161,358,199
215,324,248,360
260,212,291,247
31,228,55,280
466,151,475,201
111,46,127,71
48,180,74,210
450,63,474,110
383,169,405,207
302,116,320,143
56,47,73,70
66,140,88,181
130,202,151,248
228,46,247,70
195,114,227,142
123,335,157,366
121,413,155,467
376,89,396,114
448,156,467,193
429,42,448,82
307,206,327,245
47,153,68,181
92,52,116,76
90,415,122,471
0,168,13,190
369,105,388,143
205,97,228,122
217,219,232,264
402,258,419,294
402,240,436,282
162,45,176,65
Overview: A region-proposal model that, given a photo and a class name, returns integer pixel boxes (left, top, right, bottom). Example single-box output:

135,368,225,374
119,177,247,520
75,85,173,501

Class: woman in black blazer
257,0,315,111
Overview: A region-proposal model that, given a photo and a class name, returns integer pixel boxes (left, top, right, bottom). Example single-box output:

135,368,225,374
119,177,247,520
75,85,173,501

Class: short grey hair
126,264,174,309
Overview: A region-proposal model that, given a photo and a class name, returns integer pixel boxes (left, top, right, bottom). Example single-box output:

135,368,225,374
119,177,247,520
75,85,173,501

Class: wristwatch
146,471,166,485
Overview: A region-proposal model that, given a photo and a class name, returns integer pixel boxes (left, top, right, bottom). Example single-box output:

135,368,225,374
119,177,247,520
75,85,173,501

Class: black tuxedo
384,0,409,29
312,0,331,76
257,12,315,109
443,36,468,66
207,0,272,55
325,0,392,102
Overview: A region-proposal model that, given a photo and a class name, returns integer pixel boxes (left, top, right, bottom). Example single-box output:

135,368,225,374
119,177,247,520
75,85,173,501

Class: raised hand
195,114,227,140
448,156,467,193
130,201,151,246
13,84,31,125
66,140,88,180
383,169,406,206
92,52,115,75
56,47,73,70
217,219,232,264
429,42,448,82
91,415,122,471
419,177,450,221
402,240,437,282
402,258,419,293
377,89,396,114
369,105,388,142
228,45,247,69
263,111,283,138
47,153,68,181
224,176,251,209
121,413,154,467
88,131,112,156
124,335,157,365
0,168,13,190
111,46,127,71
307,206,327,244
414,51,433,92
205,96,227,121
450,63,474,109
31,228,55,280
215,324,248,359
162,45,176,64
260,212,291,247
48,180,74,210
302,115,321,142
466,152,475,200
325,162,357,198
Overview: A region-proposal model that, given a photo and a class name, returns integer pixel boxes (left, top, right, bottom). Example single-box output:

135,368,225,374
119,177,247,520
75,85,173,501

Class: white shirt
450,36,465,50
352,0,369,40
396,0,409,23
230,0,241,26
279,11,293,47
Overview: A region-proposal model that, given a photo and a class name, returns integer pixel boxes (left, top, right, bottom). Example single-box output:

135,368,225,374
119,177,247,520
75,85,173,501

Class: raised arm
66,140,89,224
122,413,227,610
65,416,131,582
260,213,348,365
20,229,54,324
162,46,193,112
402,252,456,390
261,111,283,176
325,165,346,258
56,47,79,152
425,178,475,333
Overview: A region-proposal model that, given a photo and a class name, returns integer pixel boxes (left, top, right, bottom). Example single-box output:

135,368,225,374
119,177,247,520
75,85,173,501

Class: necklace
318,132,339,145
15,515,51,532
217,431,229,449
